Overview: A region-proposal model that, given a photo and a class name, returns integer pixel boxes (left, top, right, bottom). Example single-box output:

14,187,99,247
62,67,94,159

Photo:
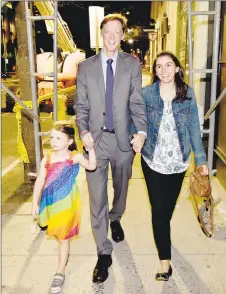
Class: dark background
35,1,151,58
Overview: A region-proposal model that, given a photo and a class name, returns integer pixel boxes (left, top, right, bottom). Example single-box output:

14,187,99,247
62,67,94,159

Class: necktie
105,59,114,131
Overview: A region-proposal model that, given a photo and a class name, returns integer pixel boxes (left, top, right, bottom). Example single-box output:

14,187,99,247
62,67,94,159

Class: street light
128,38,134,53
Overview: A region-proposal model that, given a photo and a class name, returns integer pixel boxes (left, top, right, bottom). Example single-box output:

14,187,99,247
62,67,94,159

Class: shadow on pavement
211,226,226,241
162,246,213,294
7,230,46,294
2,182,34,215
1,285,33,294
161,278,181,294
114,240,146,294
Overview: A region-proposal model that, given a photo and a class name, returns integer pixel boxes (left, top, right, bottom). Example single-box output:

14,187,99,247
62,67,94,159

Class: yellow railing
37,85,76,104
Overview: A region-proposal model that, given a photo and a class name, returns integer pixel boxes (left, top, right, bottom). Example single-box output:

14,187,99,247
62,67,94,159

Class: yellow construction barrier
13,86,76,163
13,101,33,163
57,94,67,120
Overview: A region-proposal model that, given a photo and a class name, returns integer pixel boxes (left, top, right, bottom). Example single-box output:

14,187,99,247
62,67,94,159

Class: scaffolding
1,0,225,176
187,0,223,173
1,1,60,172
26,1,58,170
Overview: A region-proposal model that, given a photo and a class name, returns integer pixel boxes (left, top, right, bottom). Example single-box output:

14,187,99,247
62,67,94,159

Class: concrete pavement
2,154,226,294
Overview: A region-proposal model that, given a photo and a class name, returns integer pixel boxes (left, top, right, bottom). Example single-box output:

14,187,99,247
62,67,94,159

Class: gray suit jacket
74,51,147,152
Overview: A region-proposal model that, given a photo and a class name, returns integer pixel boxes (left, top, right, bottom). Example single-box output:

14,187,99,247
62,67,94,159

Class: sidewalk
2,154,226,294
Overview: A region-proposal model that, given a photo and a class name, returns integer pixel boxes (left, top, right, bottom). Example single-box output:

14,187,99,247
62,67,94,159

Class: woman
141,51,208,281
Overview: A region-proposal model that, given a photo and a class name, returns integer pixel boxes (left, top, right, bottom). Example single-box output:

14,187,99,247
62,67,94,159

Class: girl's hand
81,132,94,151
198,164,209,176
31,203,39,219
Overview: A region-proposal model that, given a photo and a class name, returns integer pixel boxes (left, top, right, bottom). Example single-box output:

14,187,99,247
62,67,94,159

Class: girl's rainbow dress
39,154,81,240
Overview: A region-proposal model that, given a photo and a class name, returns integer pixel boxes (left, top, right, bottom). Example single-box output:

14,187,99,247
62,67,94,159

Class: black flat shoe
155,265,173,281
92,255,112,284
110,221,124,242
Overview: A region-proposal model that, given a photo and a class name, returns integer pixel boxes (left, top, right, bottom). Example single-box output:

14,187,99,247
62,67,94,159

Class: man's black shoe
110,221,124,242
92,255,112,284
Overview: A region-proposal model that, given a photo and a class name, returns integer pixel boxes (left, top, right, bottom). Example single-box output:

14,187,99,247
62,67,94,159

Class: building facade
150,1,226,190
216,2,226,190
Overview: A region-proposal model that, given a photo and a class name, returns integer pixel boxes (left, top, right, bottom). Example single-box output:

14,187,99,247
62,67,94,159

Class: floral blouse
143,98,190,174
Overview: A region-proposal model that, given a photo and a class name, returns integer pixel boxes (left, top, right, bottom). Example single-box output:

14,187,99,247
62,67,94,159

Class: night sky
35,2,151,58
58,1,151,57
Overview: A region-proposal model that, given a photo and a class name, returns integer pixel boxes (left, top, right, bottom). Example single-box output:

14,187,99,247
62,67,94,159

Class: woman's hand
130,133,146,153
198,164,209,176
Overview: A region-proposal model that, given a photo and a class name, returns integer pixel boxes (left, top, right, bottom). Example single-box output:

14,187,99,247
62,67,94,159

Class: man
74,14,147,283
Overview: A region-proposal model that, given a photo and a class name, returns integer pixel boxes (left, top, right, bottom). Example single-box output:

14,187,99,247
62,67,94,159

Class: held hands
82,131,94,151
130,133,146,153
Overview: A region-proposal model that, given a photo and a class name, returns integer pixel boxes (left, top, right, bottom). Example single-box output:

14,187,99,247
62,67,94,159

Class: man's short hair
100,14,127,33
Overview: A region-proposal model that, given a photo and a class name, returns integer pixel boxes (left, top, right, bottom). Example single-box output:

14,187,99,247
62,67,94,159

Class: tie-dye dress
39,154,81,240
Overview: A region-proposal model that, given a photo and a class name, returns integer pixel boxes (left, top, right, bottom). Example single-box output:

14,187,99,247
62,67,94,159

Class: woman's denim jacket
139,81,207,166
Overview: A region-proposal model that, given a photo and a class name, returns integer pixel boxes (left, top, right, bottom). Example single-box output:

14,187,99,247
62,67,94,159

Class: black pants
141,157,186,260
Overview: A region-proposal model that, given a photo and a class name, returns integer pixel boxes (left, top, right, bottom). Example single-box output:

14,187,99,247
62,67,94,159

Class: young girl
31,123,96,294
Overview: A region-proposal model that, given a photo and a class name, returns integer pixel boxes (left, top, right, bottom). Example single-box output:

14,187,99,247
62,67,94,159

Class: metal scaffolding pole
205,87,226,120
23,0,59,171
1,83,40,121
187,2,193,88
53,1,58,122
187,0,221,173
25,0,41,170
208,0,221,172
2,1,64,175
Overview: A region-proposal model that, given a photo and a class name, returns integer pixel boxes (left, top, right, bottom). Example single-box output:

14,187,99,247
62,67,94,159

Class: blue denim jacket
139,81,207,166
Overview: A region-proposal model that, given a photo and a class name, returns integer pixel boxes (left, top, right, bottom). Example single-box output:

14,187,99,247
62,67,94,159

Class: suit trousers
141,156,186,260
86,132,134,255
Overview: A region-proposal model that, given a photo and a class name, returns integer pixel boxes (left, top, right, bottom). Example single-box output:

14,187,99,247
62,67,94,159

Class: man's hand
130,133,146,153
82,131,94,151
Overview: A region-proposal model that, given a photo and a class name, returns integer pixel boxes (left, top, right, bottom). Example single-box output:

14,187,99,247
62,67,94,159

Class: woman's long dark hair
152,51,190,103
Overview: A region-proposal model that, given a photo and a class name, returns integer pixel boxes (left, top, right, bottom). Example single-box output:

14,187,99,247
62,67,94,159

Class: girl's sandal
49,273,65,294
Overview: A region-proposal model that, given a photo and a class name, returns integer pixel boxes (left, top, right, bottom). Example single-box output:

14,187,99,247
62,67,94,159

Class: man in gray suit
74,13,147,283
